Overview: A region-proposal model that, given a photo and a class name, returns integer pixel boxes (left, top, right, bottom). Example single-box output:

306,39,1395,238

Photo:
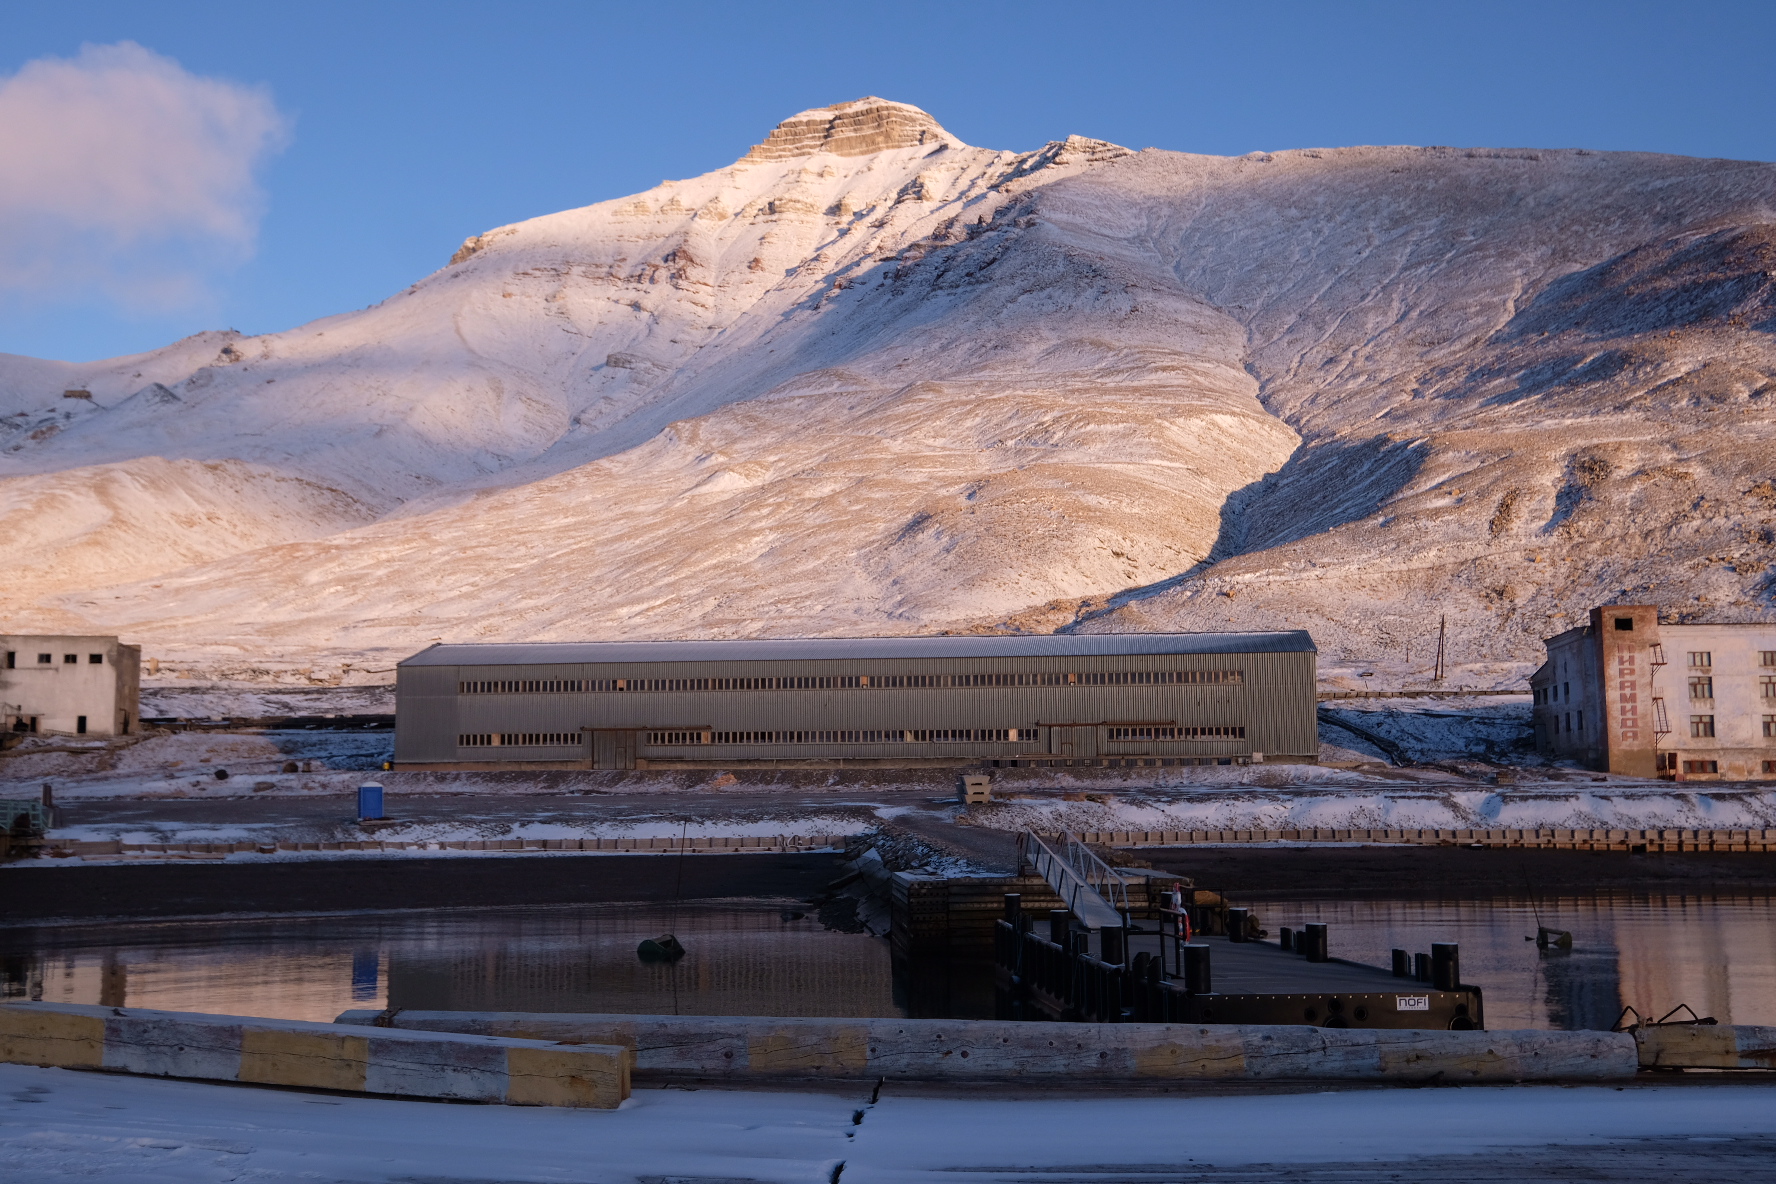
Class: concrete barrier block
0,1005,105,1068
1637,1024,1776,1069
2,1003,630,1107
104,1015,242,1080
506,1045,630,1107
339,1011,1639,1085
241,1028,370,1092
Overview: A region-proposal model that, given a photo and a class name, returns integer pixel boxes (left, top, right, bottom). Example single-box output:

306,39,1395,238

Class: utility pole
1433,615,1447,683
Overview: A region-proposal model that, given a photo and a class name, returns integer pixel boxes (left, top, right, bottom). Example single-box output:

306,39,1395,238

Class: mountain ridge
1,100,1772,685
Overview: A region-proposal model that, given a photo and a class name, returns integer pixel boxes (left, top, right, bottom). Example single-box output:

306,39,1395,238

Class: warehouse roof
399,631,1316,667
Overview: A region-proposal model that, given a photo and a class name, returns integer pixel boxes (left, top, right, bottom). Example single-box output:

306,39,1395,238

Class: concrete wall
339,1010,1640,1084
1660,621,1776,780
1534,606,1776,779
0,634,139,737
0,1002,629,1108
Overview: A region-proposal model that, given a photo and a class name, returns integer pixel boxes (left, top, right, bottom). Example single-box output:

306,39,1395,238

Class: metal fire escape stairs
1018,831,1130,957
1648,643,1672,775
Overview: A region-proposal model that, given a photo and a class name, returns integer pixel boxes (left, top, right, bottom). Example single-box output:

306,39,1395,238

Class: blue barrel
357,782,384,821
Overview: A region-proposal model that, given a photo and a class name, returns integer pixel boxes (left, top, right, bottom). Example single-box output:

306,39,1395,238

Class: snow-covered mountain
2,97,1772,684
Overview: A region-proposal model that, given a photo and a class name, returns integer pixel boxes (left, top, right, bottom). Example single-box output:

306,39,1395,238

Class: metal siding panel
425,644,1319,762
395,665,460,762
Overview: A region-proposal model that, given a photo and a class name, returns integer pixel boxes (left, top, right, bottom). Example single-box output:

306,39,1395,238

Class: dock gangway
1017,831,1130,936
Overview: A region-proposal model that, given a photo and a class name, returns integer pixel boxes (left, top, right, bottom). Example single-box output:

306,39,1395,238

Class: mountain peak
744,97,960,162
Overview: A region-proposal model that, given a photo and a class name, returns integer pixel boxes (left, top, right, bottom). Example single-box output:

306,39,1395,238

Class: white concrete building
1533,605,1776,781
1,635,141,737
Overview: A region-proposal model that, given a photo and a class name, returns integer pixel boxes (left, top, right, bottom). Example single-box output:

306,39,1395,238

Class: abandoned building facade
1533,605,1776,780
1,634,142,738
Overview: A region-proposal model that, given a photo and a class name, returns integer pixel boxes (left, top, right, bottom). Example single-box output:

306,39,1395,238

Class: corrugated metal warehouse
393,632,1319,770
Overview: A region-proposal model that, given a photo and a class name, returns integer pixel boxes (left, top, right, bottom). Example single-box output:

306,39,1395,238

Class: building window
62,654,76,664
1765,761,1776,774
88,653,103,664
458,733,581,747
1690,715,1716,738
37,653,51,664
1614,617,1634,631
1689,677,1714,700
76,716,87,734
1577,710,1583,731
3,652,12,669
644,728,1046,746
1688,652,1712,668
1763,651,1776,667
1107,726,1247,740
1683,760,1720,774
1764,715,1776,738
1563,712,1571,733
1762,677,1776,700
456,670,1247,695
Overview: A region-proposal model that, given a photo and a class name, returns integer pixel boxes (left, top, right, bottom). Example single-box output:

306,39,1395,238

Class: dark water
2,904,895,1023
6,894,1775,1029
1254,894,1776,1030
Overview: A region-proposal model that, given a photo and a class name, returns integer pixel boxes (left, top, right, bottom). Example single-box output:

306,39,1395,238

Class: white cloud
0,42,289,309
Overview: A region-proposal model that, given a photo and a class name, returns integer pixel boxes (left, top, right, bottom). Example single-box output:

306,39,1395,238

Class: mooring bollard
1101,925,1126,966
1003,893,1022,923
1432,942,1461,990
1302,922,1329,962
1183,943,1212,993
1392,948,1411,977
1049,909,1071,947
1414,951,1432,982
1279,925,1295,952
1227,907,1250,943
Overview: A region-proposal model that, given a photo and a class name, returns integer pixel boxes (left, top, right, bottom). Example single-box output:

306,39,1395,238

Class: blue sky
4,1,1773,363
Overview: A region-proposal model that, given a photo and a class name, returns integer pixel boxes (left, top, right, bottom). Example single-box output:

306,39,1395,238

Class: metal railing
1018,831,1129,931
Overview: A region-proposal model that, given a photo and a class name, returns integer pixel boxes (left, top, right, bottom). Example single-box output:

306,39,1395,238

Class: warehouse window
63,654,76,664
37,653,51,663
1688,652,1712,668
76,716,87,734
652,728,1042,746
461,670,1245,694
88,654,104,664
458,733,581,747
1683,760,1719,774
1763,651,1776,667
1107,726,1247,740
1763,677,1776,700
1690,715,1715,738
3,652,12,668
1764,715,1776,738
1689,677,1714,700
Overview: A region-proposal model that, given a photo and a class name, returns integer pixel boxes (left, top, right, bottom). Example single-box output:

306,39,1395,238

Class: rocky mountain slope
1,97,1771,683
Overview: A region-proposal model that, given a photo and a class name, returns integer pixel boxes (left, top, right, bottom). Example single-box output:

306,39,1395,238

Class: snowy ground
13,690,1770,866
138,681,396,719
5,1062,1776,1183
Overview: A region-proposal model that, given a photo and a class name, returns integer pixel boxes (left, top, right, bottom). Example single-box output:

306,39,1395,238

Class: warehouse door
591,729,637,770
1050,726,1098,759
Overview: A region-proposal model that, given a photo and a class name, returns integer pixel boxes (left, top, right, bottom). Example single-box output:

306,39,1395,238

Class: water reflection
1260,893,1776,1029
6,893,1774,1030
2,904,895,1023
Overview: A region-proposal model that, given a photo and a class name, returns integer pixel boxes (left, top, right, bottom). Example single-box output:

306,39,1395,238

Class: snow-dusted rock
1,99,1771,679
